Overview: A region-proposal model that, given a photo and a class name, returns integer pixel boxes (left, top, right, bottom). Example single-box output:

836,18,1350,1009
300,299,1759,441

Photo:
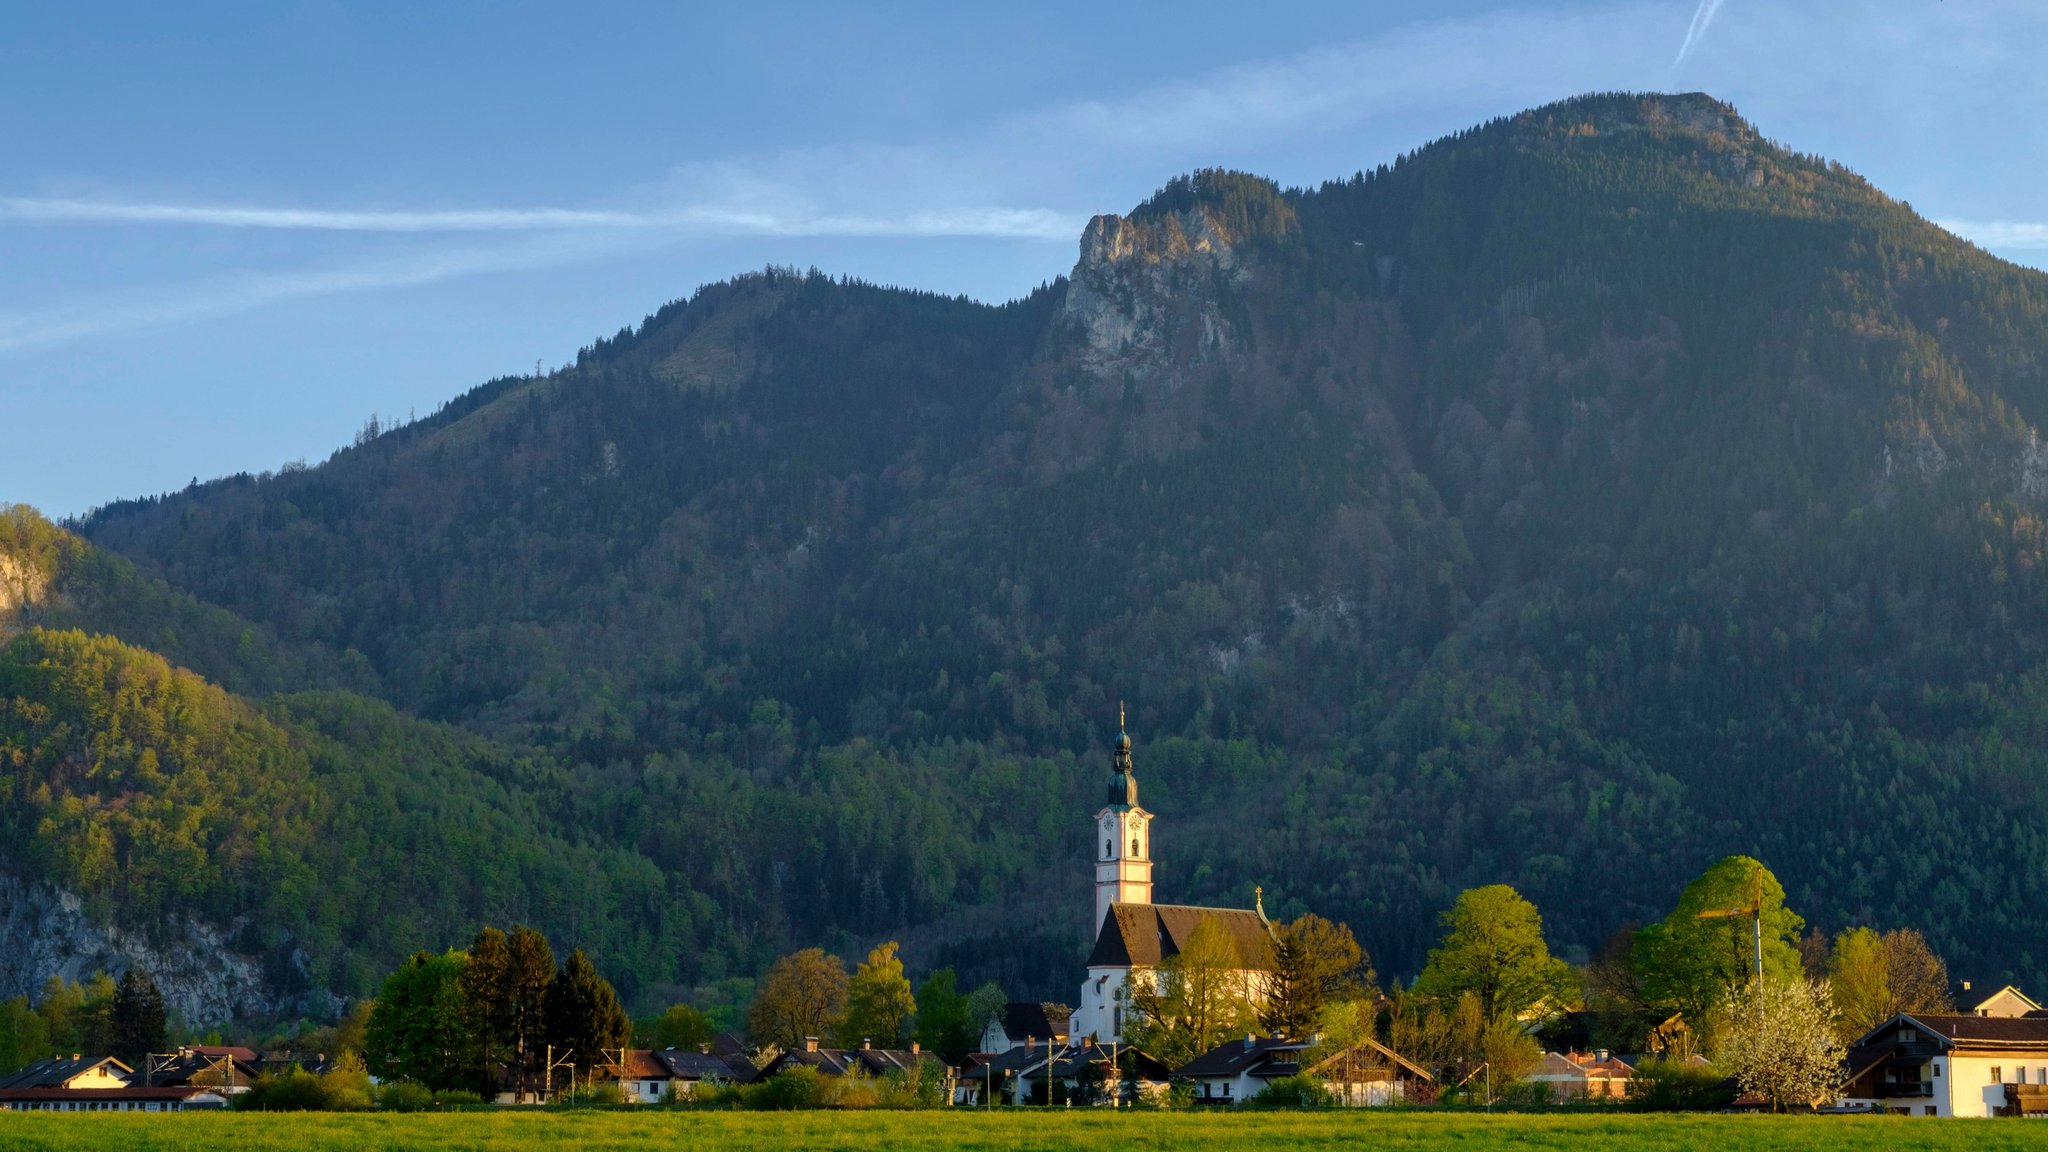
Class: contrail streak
1671,0,1726,71
0,197,1082,240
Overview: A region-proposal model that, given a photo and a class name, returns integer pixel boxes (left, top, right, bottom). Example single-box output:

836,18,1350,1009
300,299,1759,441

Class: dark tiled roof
145,1051,259,1088
1176,1036,1306,1078
1042,1044,1172,1082
1908,1013,2048,1045
651,1048,758,1083
762,1046,926,1078
998,1002,1072,1041
0,1056,133,1090
1086,903,1276,969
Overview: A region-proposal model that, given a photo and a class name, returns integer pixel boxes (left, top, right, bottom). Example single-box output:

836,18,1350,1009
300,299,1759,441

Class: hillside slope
61,91,2048,1000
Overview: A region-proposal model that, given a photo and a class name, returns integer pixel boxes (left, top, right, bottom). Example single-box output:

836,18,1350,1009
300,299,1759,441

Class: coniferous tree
459,926,512,1078
543,949,631,1079
111,968,166,1065
505,925,555,1094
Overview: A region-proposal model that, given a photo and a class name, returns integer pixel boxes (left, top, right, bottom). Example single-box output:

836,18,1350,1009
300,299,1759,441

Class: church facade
1068,719,1276,1046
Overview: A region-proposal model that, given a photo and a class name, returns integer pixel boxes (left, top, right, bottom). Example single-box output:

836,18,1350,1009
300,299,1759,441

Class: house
601,1047,757,1102
981,1002,1072,1053
1527,1050,1635,1102
1010,1042,1171,1105
755,1038,934,1080
1176,1034,1433,1107
143,1046,261,1093
0,1056,228,1112
1068,720,1277,1047
1840,1012,2048,1117
0,1055,134,1092
1965,984,2042,1019
0,1086,229,1112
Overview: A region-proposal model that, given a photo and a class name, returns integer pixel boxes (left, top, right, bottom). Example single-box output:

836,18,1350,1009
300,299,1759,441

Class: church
1067,715,1277,1046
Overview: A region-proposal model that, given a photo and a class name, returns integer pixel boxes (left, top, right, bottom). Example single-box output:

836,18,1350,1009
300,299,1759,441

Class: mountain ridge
13,90,2048,1021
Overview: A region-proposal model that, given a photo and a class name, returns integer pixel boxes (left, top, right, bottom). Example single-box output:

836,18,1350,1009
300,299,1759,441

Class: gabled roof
0,1056,133,1090
1086,903,1276,969
995,1002,1072,1042
1849,1011,2048,1078
649,1048,756,1083
1038,1044,1172,1082
1970,985,2042,1017
146,1049,259,1088
761,1045,926,1078
1176,1036,1306,1078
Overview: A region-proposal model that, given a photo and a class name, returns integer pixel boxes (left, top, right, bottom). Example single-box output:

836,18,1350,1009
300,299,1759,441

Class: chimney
804,1037,819,1053
910,1042,920,1055
862,1039,872,1051
1245,1034,1256,1050
699,1044,711,1055
1596,1049,1610,1063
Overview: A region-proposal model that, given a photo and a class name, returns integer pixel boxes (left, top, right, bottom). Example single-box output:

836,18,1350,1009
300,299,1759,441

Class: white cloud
1935,220,2048,250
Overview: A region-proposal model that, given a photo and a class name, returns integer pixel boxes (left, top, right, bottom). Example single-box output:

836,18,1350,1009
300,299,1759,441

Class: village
4,723,2045,1120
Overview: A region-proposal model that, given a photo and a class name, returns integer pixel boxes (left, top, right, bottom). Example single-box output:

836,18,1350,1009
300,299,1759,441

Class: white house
1840,1011,2048,1117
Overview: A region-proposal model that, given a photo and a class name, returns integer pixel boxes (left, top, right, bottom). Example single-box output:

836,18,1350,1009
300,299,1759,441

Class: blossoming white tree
1718,977,1845,1111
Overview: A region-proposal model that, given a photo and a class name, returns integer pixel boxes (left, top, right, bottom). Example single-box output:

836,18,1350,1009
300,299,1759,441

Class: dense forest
10,92,2048,1018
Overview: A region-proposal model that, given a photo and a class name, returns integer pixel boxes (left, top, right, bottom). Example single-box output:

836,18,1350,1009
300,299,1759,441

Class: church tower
1093,708,1153,932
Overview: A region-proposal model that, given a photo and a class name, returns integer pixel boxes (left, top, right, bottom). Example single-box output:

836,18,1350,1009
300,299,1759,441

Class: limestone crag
0,873,296,1026
1061,203,1249,382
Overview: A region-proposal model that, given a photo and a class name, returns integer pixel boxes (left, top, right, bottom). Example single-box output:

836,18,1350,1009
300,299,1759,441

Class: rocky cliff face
0,552,48,617
1061,203,1251,381
0,873,299,1026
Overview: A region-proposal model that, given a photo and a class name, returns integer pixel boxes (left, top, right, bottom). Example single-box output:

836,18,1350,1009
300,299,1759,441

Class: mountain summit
11,92,2048,1015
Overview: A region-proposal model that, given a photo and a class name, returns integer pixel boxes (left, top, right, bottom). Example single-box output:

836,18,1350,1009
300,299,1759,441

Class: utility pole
545,1045,575,1102
1697,862,1767,986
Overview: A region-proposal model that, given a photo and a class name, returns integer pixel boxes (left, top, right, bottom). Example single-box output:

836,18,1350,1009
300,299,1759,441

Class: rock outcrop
0,873,288,1026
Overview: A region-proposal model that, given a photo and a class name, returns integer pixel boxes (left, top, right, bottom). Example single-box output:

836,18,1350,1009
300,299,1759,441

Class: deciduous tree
1411,886,1573,1021
363,950,475,1092
1718,978,1844,1111
836,941,916,1048
1828,927,1953,1041
1634,857,1804,1025
1128,917,1258,1067
746,948,849,1050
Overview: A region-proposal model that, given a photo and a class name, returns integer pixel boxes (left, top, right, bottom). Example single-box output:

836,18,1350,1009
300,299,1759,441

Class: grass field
6,1110,2048,1151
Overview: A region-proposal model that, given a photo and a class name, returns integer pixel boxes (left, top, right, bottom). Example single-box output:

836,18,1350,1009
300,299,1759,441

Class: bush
1626,1059,1739,1112
374,1081,440,1112
563,1081,629,1106
1250,1074,1334,1108
235,1068,333,1112
747,1067,829,1110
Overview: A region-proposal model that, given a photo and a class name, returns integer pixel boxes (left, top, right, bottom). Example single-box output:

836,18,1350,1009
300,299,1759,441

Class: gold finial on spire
1255,885,1264,911
1119,701,1126,730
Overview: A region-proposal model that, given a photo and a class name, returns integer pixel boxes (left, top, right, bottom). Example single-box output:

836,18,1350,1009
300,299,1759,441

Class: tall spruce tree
460,926,513,1080
505,925,555,1094
111,968,167,1065
543,949,631,1079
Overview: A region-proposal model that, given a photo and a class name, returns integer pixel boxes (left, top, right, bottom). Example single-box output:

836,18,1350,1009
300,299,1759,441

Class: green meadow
5,1111,2048,1151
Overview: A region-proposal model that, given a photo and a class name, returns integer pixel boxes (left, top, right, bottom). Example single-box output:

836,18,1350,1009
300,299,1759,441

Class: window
1933,1063,1941,1077
1132,836,1140,856
1992,1067,2003,1083
1105,838,1113,858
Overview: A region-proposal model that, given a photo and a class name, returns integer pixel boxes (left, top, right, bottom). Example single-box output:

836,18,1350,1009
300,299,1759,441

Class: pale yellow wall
63,1064,131,1089
1941,1053,2043,1118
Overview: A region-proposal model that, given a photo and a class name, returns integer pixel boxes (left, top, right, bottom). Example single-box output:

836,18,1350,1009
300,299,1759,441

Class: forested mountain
16,91,2048,1016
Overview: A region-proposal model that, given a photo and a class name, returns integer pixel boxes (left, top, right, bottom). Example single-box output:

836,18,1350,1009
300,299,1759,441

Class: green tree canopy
911,968,970,1056
646,1003,715,1051
836,941,916,1048
1634,857,1805,1024
363,949,475,1092
543,948,632,1077
1260,913,1374,1039
1411,885,1573,1021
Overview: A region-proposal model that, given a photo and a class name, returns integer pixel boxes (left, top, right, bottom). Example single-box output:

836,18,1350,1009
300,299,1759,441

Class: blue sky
5,1,2046,517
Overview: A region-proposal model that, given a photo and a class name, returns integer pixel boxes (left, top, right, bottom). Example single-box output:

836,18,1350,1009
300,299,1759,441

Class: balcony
1875,1082,1933,1099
